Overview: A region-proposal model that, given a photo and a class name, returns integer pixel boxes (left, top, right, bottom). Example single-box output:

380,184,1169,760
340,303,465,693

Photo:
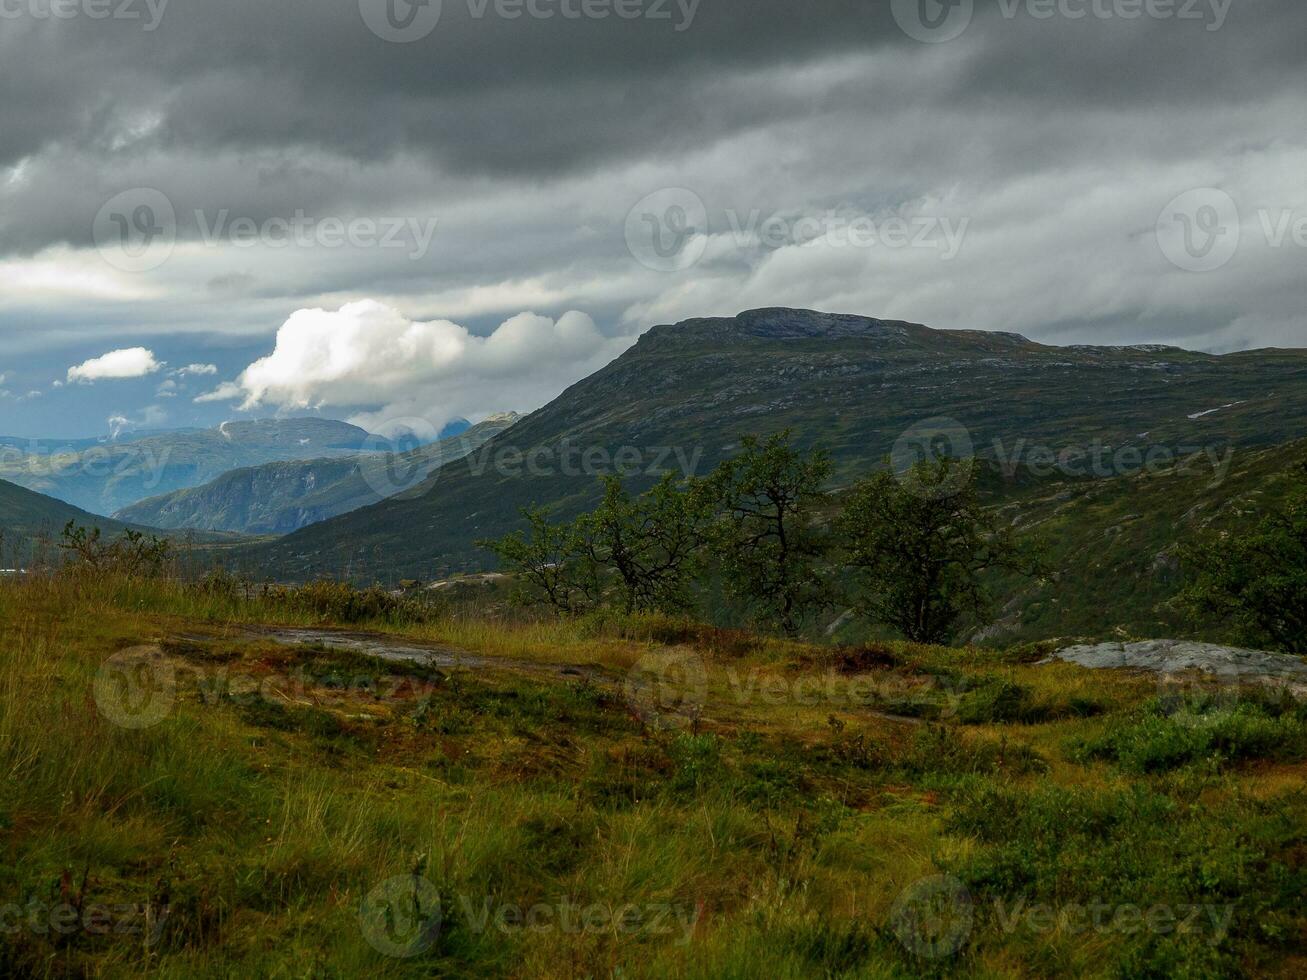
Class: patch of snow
1188,401,1246,420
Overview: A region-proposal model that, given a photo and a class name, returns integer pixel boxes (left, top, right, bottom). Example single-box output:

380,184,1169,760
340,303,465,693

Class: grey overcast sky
1,0,1303,437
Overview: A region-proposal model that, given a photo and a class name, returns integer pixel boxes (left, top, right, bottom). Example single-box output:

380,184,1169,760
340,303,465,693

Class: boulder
1042,639,1307,695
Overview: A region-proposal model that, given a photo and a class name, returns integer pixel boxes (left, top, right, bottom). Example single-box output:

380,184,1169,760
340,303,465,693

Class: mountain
0,480,231,565
0,428,203,456
115,414,521,535
1,479,136,540
0,478,245,567
0,418,380,516
438,418,473,439
239,308,1307,583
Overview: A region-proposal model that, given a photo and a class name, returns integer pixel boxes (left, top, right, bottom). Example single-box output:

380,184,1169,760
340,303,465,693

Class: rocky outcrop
1043,640,1307,694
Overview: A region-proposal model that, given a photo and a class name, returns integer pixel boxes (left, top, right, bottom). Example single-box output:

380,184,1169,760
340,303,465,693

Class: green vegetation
574,474,709,616
2,569,1303,977
0,481,239,569
1178,463,1307,652
487,434,841,635
839,458,1038,644
58,521,173,578
702,431,832,636
489,438,1040,647
946,438,1307,648
481,505,602,616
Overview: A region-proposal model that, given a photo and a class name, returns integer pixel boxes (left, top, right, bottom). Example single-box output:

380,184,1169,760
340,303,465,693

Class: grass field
1,574,1304,978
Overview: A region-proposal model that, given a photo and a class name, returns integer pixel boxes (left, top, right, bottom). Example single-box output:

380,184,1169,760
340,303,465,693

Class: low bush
1074,694,1307,772
945,782,1304,976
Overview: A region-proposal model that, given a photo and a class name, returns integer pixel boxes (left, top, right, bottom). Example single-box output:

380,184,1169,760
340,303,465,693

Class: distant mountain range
116,414,520,535
236,308,1307,584
0,418,382,515
0,428,204,455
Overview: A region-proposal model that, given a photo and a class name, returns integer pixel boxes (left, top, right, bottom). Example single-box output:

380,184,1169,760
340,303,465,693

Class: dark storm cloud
1,0,1304,441
0,1,888,171
3,0,1303,255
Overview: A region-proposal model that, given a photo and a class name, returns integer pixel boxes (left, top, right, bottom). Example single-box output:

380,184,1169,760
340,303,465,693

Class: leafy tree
1178,464,1307,652
575,473,711,615
58,522,172,578
702,431,832,636
480,507,598,616
838,458,1037,645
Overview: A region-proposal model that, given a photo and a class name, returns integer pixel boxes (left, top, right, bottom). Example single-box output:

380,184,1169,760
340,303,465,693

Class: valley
115,414,520,535
0,417,383,516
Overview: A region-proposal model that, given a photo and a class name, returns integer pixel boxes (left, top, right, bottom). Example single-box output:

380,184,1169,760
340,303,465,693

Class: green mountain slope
965,438,1307,646
0,479,134,536
0,480,216,565
115,414,520,535
0,418,380,516
242,308,1307,583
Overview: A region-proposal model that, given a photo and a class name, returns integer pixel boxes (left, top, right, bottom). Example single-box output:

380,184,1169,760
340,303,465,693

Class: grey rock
1043,639,1307,694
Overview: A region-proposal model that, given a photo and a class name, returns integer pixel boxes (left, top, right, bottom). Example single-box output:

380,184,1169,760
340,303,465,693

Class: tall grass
1,570,1303,977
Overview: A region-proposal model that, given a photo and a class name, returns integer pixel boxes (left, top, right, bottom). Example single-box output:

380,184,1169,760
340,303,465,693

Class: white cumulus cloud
67,348,164,384
197,300,637,433
172,363,218,377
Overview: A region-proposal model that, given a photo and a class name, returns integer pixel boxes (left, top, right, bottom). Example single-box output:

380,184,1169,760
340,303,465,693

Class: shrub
945,782,1303,976
58,521,172,578
1074,695,1307,773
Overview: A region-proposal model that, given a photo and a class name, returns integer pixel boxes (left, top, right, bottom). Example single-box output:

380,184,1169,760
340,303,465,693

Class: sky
1,0,1304,439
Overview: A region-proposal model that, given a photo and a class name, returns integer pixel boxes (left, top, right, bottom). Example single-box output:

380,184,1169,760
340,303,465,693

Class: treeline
483,431,1041,644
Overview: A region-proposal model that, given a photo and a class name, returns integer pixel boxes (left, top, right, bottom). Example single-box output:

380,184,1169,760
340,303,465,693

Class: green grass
1072,694,1307,774
1,572,1304,977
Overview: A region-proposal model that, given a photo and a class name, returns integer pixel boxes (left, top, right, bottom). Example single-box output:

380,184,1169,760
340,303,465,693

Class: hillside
0,418,380,516
0,480,208,564
116,415,521,535
0,479,135,538
870,438,1307,647
242,308,1307,584
978,439,1307,644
